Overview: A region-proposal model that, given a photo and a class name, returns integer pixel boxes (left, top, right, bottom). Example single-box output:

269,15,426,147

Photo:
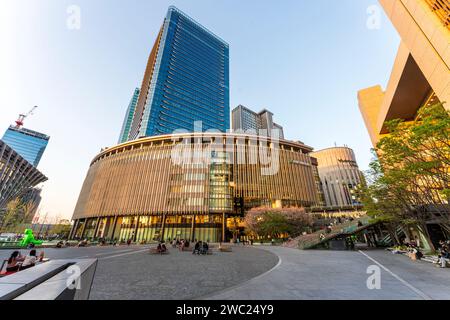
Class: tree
22,201,37,224
362,102,450,251
228,217,242,242
0,197,39,233
244,206,312,239
0,198,23,231
359,154,408,246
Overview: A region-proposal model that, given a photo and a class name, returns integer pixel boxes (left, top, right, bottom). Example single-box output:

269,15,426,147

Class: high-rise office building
2,126,50,167
118,88,140,143
128,6,230,140
232,105,285,139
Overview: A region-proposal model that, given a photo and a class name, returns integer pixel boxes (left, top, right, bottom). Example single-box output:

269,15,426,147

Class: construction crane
15,106,38,128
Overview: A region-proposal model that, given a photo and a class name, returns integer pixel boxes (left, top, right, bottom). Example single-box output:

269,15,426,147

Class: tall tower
128,6,230,139
118,88,140,143
2,127,49,167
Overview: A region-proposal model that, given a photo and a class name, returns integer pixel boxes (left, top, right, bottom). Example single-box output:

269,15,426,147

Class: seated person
155,242,167,253
437,255,447,268
200,241,209,255
409,247,423,260
78,239,88,247
6,251,24,272
193,241,201,254
21,250,45,270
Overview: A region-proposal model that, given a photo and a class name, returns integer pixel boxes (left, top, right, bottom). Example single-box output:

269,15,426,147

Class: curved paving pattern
89,245,279,300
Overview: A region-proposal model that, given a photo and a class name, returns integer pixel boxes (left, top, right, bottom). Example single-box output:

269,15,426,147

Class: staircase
283,216,372,250
378,225,405,247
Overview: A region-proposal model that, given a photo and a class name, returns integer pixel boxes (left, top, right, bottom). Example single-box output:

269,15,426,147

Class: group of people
171,238,190,251
5,249,46,273
405,242,424,260
55,240,71,248
192,240,209,255
153,239,210,254
156,242,168,254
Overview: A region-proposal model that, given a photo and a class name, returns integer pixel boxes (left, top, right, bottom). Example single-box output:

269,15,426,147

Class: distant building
0,140,47,215
310,147,364,208
2,126,49,167
231,105,284,139
128,6,230,139
118,88,140,144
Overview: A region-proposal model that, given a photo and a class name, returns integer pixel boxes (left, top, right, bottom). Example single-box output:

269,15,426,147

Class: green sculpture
20,229,43,247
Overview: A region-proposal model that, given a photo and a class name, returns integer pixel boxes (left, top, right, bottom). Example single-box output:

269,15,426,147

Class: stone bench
0,259,97,300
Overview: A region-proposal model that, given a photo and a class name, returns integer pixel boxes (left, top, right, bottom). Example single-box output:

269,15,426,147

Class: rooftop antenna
15,106,38,128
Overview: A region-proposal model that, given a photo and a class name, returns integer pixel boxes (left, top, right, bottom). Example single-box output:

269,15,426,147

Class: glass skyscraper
118,88,140,143
2,126,50,167
128,6,229,140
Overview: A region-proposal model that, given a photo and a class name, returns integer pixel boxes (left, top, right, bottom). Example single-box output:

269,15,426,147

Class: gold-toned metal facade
310,147,365,208
359,0,450,147
70,133,321,242
424,0,450,28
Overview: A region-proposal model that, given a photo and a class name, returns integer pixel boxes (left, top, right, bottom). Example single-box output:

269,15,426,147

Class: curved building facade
310,147,364,208
70,133,322,242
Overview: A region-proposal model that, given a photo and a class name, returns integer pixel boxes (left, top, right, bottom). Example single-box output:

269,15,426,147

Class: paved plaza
1,245,449,300
209,247,450,300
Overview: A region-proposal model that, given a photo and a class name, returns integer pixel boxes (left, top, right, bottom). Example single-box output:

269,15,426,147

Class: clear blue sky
0,0,400,221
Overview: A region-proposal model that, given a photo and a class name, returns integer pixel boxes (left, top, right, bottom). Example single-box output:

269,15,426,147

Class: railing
424,0,450,29
291,216,371,250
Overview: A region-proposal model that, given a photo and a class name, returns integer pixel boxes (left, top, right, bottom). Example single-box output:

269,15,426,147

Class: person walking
179,239,185,252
